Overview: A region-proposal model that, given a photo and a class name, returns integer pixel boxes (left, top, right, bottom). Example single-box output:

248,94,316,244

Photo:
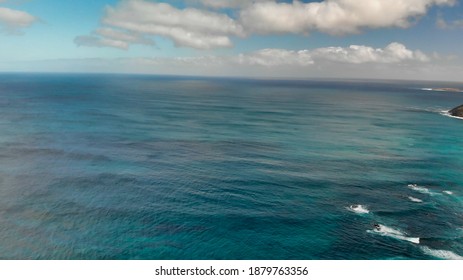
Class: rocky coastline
449,105,463,118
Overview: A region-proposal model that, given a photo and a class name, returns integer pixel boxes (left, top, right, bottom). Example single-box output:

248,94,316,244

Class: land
433,88,463,92
449,104,463,117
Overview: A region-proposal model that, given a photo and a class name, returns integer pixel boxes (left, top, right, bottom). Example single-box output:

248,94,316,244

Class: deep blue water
0,74,462,260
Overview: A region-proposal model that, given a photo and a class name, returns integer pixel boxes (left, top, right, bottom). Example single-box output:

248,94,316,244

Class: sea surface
0,74,462,260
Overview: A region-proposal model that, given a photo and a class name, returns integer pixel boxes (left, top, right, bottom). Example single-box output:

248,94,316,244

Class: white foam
376,225,403,236
421,246,463,260
347,204,370,214
443,191,454,195
408,196,423,203
368,224,420,244
408,184,433,195
420,88,433,91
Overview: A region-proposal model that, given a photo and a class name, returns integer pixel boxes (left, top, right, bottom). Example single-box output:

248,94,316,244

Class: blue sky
1,0,463,81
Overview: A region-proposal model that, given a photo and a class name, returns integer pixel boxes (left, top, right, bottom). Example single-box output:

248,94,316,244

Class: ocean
0,74,462,260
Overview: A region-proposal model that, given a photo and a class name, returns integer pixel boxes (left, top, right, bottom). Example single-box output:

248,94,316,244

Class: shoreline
441,110,463,120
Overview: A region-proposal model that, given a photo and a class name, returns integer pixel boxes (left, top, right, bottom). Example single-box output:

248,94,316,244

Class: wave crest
347,204,370,214
421,246,463,260
369,224,420,244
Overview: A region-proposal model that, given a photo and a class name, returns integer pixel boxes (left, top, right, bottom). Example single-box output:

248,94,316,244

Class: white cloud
311,42,429,63
7,42,448,81
75,27,155,50
233,42,428,67
119,45,448,81
71,42,428,69
0,6,37,34
134,42,428,68
95,27,155,45
237,48,314,66
98,0,244,49
77,0,453,50
436,14,463,29
198,0,271,9
240,0,455,35
75,35,130,50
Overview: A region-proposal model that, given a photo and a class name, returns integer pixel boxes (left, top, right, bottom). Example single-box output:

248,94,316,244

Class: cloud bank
240,0,455,35
76,0,455,50
88,42,425,70
78,0,244,50
7,42,455,81
87,42,428,68
213,42,428,66
198,0,271,9
310,42,429,64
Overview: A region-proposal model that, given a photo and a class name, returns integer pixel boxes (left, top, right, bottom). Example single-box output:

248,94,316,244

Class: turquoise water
0,74,462,259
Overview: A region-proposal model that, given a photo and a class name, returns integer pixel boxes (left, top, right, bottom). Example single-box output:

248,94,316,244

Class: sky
1,0,463,81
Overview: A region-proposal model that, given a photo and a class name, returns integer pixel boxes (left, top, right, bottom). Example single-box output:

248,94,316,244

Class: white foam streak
347,204,370,214
408,184,433,195
421,246,463,260
408,196,423,203
369,224,420,244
